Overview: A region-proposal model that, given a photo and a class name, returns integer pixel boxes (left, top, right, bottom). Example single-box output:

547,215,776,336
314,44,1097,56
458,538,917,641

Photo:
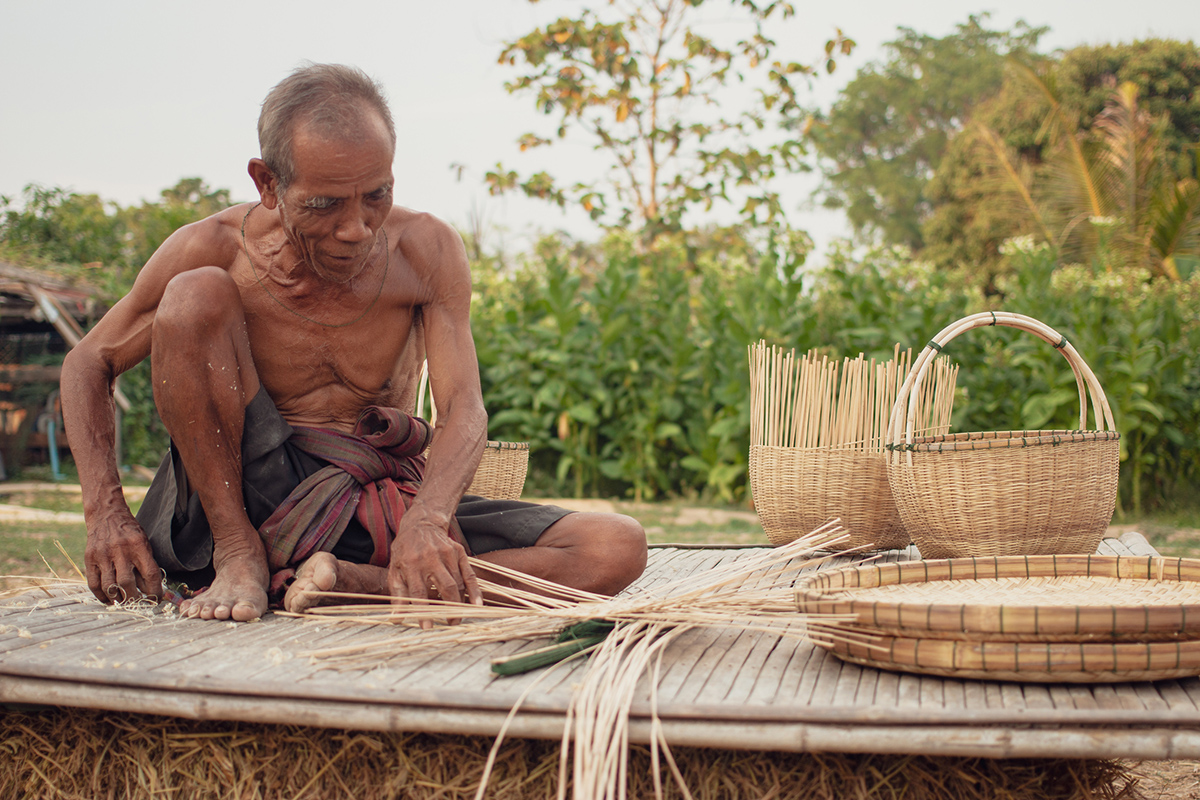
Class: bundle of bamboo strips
291,523,853,800
747,342,957,550
749,343,956,452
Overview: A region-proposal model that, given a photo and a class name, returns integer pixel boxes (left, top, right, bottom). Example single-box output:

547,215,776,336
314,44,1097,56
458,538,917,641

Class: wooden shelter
0,260,126,473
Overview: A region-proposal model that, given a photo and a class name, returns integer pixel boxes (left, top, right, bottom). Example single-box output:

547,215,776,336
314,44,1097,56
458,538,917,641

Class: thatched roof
0,260,106,329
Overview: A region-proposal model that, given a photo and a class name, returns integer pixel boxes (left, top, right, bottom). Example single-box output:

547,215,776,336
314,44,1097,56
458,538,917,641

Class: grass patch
0,490,85,514
625,500,763,546
0,521,86,587
1116,507,1200,558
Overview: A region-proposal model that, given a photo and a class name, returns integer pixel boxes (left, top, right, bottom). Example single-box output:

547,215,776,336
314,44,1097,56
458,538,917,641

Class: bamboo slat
4,535,1200,761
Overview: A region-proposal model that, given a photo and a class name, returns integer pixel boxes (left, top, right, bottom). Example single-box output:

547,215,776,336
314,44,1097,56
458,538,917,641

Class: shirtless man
61,63,647,621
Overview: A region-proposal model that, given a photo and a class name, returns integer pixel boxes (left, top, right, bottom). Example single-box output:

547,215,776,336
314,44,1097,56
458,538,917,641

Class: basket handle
886,312,1116,464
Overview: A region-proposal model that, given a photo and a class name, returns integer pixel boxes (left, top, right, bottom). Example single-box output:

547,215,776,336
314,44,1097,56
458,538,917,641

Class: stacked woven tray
795,555,1200,682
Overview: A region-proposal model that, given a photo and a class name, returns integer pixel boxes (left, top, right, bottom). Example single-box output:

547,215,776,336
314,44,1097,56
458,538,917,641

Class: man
61,63,647,622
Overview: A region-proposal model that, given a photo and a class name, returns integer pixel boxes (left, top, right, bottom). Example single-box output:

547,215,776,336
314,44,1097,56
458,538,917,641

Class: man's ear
248,159,280,209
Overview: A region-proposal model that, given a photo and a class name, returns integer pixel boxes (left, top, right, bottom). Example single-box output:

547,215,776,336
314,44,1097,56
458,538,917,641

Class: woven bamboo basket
417,362,529,500
749,447,907,550
748,343,956,551
886,312,1119,559
796,555,1200,682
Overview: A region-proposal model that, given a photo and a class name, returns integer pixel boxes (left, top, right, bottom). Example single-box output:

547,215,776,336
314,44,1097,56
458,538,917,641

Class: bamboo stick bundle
746,342,953,454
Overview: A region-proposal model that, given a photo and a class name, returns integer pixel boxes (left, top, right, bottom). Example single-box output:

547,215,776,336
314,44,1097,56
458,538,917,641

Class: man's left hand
388,512,482,625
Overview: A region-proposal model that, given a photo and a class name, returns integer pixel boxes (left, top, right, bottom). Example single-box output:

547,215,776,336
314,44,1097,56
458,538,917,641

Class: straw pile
0,707,1147,800
747,343,957,549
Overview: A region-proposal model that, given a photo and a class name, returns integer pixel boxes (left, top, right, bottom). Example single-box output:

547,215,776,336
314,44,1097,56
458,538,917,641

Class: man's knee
605,513,648,577
558,511,648,594
157,267,244,335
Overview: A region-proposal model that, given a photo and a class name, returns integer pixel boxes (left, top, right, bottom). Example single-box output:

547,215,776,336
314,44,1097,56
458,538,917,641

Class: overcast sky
1,1,1196,259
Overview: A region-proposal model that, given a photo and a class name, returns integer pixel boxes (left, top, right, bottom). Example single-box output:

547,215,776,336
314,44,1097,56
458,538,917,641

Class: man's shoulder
152,203,250,271
388,206,467,272
389,206,459,243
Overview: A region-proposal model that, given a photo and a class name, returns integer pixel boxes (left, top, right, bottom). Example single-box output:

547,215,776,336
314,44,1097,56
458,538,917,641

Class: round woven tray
796,555,1200,642
819,630,1200,683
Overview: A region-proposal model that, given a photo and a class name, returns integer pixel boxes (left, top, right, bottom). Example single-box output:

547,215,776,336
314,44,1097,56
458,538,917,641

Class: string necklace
240,202,389,329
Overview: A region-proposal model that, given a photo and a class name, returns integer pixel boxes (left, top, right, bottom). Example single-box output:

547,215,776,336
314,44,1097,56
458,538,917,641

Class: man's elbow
61,342,114,396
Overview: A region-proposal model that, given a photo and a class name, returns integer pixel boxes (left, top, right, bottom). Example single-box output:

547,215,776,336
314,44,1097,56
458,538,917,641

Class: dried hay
0,707,1145,800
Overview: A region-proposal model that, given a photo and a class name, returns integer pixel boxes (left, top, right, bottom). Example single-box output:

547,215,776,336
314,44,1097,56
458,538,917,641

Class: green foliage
472,233,1199,514
1053,40,1200,179
472,227,813,501
488,0,853,238
0,178,234,467
922,39,1200,280
1,178,234,299
811,15,1046,250
0,185,128,281
118,360,170,470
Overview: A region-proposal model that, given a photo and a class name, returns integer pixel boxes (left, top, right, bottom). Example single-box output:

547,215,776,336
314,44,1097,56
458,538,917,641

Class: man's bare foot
180,555,269,621
283,552,340,613
283,553,390,613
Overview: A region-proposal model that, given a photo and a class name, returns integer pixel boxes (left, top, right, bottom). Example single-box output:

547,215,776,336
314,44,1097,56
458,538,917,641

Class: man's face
275,111,395,283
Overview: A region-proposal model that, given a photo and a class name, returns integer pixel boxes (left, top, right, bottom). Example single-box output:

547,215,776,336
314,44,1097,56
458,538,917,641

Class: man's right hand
84,512,164,604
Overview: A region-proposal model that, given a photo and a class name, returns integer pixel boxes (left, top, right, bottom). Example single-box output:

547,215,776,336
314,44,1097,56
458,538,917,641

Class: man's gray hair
258,63,396,191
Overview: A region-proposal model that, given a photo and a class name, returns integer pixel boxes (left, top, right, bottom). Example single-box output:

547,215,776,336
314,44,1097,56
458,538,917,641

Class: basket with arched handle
417,361,529,500
885,312,1120,559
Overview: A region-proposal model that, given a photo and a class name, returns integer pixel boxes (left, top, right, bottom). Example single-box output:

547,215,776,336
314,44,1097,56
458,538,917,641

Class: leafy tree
809,15,1046,250
0,185,127,271
486,0,853,241
923,39,1200,279
0,178,233,296
0,178,234,468
124,178,233,271
1053,39,1200,178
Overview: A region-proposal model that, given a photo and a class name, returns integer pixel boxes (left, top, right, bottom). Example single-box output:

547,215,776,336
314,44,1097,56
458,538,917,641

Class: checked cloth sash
257,405,466,595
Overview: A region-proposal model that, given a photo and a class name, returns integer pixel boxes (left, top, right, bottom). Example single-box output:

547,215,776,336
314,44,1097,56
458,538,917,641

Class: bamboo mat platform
3,531,1200,760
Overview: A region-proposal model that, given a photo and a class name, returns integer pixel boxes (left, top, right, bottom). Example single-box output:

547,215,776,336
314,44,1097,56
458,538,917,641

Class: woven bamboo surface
9,533,1200,759
886,312,1119,559
749,446,907,550
469,441,529,500
799,554,1200,681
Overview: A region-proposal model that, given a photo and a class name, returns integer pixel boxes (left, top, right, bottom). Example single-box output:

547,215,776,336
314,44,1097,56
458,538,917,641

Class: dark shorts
135,388,572,586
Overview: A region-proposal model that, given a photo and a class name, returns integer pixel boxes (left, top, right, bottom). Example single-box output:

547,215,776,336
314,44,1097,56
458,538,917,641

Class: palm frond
972,122,1054,245
1148,178,1200,280
1007,58,1103,219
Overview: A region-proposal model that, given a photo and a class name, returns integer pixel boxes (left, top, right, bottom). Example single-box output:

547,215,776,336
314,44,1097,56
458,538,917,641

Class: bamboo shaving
290,522,853,800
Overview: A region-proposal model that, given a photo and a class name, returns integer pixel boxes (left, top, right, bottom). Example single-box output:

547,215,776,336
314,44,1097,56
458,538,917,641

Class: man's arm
387,216,487,607
61,214,237,603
